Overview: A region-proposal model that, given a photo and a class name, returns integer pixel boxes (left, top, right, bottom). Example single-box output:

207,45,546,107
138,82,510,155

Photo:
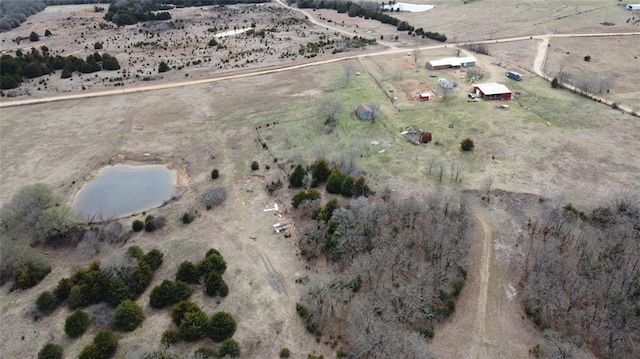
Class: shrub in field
132,220,143,232
176,261,199,283
202,186,227,209
218,338,240,357
280,348,291,358
207,312,236,342
250,161,259,171
178,309,208,341
460,138,474,151
204,273,228,297
211,169,219,179
114,300,144,332
171,301,202,326
36,291,58,314
325,169,344,194
161,329,179,347
65,309,91,338
197,251,227,277
37,343,63,359
150,280,192,309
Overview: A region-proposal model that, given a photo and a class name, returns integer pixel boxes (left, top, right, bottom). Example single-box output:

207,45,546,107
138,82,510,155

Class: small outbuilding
355,104,373,120
419,92,432,101
426,56,476,70
472,82,512,100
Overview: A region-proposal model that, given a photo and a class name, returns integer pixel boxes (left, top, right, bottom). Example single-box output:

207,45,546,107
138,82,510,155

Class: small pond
383,2,435,12
73,165,176,219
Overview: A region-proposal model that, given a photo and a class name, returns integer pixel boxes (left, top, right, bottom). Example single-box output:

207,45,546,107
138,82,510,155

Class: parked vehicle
506,71,523,81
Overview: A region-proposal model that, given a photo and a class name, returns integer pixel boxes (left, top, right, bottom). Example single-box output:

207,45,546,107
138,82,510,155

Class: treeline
0,0,46,32
295,193,471,357
521,195,640,359
291,0,446,42
104,0,270,26
0,49,121,89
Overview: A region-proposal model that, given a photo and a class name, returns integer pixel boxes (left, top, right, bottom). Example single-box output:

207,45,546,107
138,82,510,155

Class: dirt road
469,214,492,359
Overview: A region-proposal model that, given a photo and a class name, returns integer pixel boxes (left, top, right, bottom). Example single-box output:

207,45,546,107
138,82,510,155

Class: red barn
472,83,512,100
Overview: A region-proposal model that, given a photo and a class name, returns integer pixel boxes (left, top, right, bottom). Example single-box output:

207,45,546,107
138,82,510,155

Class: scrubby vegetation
78,330,118,359
0,0,46,32
150,280,193,309
0,242,51,289
37,343,63,359
114,299,145,332
295,193,471,356
35,247,162,315
520,195,640,359
64,309,91,338
1,50,121,90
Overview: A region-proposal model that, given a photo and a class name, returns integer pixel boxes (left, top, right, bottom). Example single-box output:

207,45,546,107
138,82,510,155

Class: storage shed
472,83,512,100
355,104,373,120
426,56,476,70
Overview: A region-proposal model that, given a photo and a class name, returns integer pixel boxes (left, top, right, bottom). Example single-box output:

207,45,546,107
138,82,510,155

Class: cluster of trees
0,183,81,244
295,193,471,356
0,0,46,32
553,67,613,96
161,301,238,350
35,246,163,314
520,195,640,359
289,159,373,205
104,3,171,27
0,242,51,290
292,0,446,42
176,248,229,297
0,49,121,89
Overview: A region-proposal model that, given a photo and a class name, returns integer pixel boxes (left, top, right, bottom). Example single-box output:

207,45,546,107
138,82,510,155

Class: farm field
1,1,640,359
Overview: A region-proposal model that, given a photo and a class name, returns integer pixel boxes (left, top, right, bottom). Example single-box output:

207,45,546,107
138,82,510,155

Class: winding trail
470,214,492,359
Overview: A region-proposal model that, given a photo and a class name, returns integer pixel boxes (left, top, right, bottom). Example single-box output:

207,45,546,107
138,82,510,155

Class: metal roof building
472,83,512,100
426,56,476,70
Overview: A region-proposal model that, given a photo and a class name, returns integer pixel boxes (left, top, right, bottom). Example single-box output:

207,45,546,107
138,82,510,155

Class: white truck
627,4,640,11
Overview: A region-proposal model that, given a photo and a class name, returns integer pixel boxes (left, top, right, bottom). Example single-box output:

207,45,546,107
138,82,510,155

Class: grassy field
1,10,639,358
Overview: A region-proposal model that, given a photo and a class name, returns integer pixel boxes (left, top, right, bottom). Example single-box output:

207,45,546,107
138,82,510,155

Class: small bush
126,245,144,259
132,220,144,232
289,165,307,188
340,176,354,197
179,309,208,341
114,300,145,332
158,61,170,73
30,31,39,42
211,169,219,179
93,330,118,358
94,42,103,50
346,275,362,292
197,251,227,277
325,169,344,194
453,282,464,297
182,212,193,224
460,138,475,151
144,215,155,232
36,291,58,314
141,249,164,271
194,347,217,358
584,55,591,62
551,77,560,88
218,338,240,357
207,311,236,342
204,272,229,297
251,161,259,171
202,186,227,209
292,189,321,209
296,303,309,318
171,301,201,326
150,280,192,309
419,325,435,338
176,261,199,283
65,309,91,338
38,343,63,359
161,329,179,347
280,348,291,358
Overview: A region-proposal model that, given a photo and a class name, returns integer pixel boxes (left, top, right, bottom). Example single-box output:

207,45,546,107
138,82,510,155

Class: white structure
426,56,476,70
627,4,640,11
472,83,512,100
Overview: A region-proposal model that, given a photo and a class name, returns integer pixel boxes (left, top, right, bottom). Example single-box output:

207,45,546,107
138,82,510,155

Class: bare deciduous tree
425,156,438,173
436,161,447,182
452,161,466,183
343,63,355,88
482,175,494,202
317,99,343,125
367,101,382,122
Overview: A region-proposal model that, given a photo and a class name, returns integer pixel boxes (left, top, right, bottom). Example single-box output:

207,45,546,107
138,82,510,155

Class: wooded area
521,194,640,359
296,193,472,357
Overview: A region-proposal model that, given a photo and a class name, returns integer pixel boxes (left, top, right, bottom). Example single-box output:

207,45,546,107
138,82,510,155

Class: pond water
383,2,435,12
72,165,176,219
214,28,250,38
